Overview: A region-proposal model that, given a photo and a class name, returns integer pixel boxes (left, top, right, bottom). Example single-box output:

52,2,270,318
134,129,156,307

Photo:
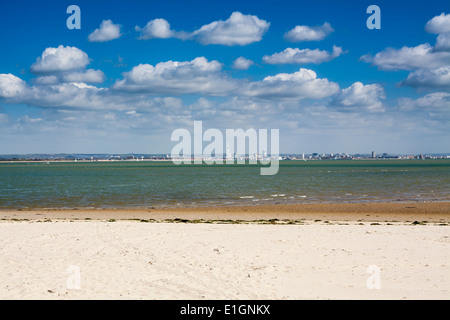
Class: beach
0,202,449,300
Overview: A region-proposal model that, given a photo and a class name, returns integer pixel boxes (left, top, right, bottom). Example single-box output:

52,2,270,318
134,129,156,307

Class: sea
0,159,449,209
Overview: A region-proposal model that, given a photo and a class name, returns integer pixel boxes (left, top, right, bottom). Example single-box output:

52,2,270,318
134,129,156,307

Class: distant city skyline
0,0,449,154
1,151,450,161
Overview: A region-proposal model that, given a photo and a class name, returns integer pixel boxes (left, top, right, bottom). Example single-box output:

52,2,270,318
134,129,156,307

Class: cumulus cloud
0,65,340,112
88,20,122,42
398,92,450,112
397,92,450,122
360,13,450,91
361,13,450,91
33,75,59,85
243,68,339,100
263,46,344,65
232,57,254,70
30,45,90,74
29,46,104,85
1,76,100,109
113,57,238,95
135,18,182,40
426,14,450,52
191,12,270,46
361,43,450,71
435,33,450,51
362,13,450,75
0,73,30,98
284,22,333,42
134,12,269,46
0,76,179,113
425,13,450,34
331,82,386,113
401,66,450,90
60,69,105,83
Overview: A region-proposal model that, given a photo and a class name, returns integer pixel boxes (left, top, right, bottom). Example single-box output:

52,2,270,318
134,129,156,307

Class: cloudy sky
0,0,449,154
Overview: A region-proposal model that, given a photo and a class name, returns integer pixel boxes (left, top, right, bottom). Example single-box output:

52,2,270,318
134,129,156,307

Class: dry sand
0,202,449,300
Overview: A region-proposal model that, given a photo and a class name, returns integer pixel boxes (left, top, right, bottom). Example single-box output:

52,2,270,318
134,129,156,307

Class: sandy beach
0,202,449,300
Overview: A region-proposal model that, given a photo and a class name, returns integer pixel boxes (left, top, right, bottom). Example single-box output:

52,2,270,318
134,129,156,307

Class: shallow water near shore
0,159,449,209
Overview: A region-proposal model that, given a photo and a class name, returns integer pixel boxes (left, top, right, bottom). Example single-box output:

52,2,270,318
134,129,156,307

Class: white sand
0,221,449,299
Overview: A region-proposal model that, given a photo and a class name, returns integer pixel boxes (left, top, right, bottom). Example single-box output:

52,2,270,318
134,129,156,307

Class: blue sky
0,0,449,154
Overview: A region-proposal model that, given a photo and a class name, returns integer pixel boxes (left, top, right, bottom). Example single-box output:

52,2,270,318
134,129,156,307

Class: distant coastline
1,156,450,163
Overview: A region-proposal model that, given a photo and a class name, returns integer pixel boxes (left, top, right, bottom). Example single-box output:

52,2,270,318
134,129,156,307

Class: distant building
371,151,376,158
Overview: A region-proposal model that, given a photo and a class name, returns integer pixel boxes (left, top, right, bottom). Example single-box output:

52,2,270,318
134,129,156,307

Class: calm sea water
0,160,449,209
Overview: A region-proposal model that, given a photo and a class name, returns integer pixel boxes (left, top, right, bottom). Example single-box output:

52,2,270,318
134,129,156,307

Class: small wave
240,196,254,199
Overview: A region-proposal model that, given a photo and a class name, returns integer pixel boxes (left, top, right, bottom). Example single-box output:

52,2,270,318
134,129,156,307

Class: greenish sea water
0,160,449,209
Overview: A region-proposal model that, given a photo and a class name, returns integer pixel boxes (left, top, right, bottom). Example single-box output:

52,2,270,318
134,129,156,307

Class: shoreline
1,201,449,223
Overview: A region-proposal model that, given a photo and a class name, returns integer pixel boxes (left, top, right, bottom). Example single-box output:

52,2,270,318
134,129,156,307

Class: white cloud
232,57,254,70
435,33,450,51
0,77,188,114
192,12,270,46
263,46,344,65
332,82,385,113
424,13,450,52
284,22,333,42
125,110,142,117
362,13,450,72
397,92,450,122
401,66,450,90
19,115,43,123
88,20,122,42
135,18,180,40
61,69,105,83
1,65,340,113
398,92,450,111
0,73,29,98
113,57,238,95
30,45,90,73
243,68,339,100
29,46,104,84
34,70,105,85
361,13,450,91
361,43,450,70
134,12,269,46
33,75,59,85
425,13,450,34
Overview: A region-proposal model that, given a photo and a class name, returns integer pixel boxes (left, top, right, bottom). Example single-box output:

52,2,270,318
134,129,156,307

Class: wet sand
1,202,449,223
